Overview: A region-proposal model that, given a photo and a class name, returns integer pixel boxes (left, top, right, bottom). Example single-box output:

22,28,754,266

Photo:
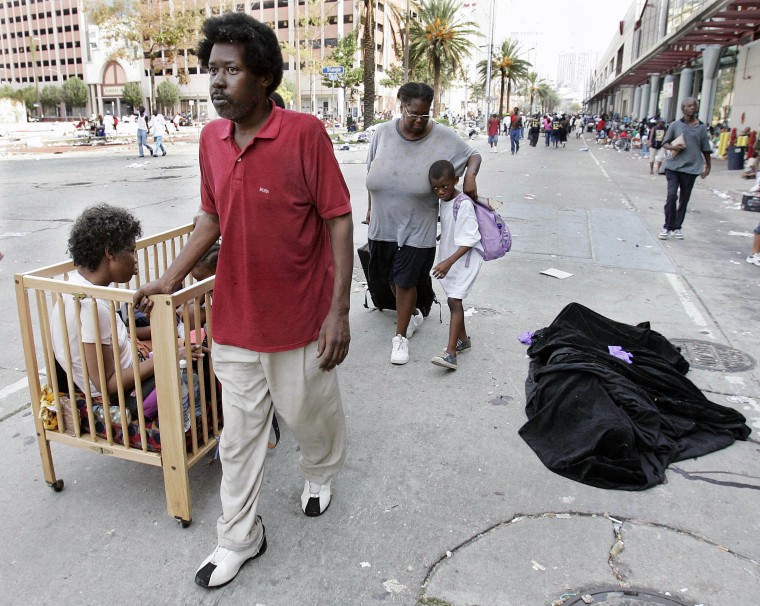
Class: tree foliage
156,80,180,112
39,85,62,113
408,0,477,117
123,82,144,110
86,0,201,109
477,38,531,117
322,34,363,112
61,77,88,111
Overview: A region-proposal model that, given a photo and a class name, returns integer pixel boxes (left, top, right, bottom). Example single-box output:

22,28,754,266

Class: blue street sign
322,65,345,75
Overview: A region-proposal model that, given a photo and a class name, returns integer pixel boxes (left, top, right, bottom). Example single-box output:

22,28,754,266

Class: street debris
531,559,546,571
540,268,573,279
382,579,406,594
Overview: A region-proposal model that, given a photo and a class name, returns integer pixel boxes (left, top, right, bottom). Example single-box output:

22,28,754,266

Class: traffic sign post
321,65,345,76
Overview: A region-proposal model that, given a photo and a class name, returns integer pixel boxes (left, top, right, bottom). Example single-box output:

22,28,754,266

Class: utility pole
29,37,40,118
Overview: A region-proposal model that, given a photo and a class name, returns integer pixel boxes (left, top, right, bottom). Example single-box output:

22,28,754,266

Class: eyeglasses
404,107,431,121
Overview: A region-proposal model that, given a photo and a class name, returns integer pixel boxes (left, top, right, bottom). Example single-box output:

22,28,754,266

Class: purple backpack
452,195,512,261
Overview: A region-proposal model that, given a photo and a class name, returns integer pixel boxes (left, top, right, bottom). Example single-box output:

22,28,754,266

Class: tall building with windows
557,50,597,103
0,0,403,121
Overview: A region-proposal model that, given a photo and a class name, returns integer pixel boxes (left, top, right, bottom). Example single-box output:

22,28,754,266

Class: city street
1,130,759,605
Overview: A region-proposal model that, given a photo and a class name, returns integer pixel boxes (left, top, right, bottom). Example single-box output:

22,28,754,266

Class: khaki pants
212,340,346,551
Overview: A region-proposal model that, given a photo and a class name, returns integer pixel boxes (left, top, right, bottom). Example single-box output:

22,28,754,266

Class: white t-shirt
151,113,166,136
437,192,483,300
51,271,133,397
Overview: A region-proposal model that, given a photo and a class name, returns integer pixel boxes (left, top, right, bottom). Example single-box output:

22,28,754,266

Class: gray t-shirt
663,119,711,174
366,119,478,248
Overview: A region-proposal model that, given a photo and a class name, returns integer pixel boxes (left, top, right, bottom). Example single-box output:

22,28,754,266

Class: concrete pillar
632,86,642,120
661,74,675,122
699,45,721,124
648,74,660,118
640,83,651,119
675,67,694,121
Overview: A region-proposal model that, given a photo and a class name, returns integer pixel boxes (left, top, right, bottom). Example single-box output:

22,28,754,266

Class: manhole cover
564,587,689,605
671,339,754,372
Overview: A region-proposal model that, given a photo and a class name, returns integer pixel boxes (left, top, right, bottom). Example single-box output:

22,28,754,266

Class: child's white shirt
437,192,483,300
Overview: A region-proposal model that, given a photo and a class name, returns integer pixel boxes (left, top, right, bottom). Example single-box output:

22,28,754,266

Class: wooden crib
15,224,219,527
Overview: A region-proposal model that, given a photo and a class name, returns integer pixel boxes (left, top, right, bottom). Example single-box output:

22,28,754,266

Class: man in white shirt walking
151,110,168,157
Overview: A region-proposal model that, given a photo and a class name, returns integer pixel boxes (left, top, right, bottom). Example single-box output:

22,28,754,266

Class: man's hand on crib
134,277,174,315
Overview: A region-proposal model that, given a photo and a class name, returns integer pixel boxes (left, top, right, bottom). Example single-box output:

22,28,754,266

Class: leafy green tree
86,0,201,110
123,82,143,111
322,34,363,114
39,85,61,114
156,80,180,113
536,82,559,114
409,0,478,117
61,77,88,113
478,38,531,117
18,86,38,113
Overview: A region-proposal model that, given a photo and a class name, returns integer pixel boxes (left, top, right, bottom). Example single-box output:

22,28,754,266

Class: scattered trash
729,260,741,264
610,539,625,558
464,307,478,317
524,193,536,200
382,579,407,594
446,550,452,558
608,345,634,364
581,595,594,604
727,395,757,406
517,330,535,345
728,231,753,237
540,268,573,279
555,513,571,519
579,146,589,151
339,144,350,151
360,562,371,568
126,162,150,168
531,559,546,571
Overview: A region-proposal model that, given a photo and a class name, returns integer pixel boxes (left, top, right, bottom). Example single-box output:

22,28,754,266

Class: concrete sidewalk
0,133,758,606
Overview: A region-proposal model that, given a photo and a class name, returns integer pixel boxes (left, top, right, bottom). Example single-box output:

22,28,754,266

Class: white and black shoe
301,479,332,517
194,518,267,588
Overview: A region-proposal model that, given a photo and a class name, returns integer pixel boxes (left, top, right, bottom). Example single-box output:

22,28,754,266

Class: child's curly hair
67,204,142,271
196,12,283,96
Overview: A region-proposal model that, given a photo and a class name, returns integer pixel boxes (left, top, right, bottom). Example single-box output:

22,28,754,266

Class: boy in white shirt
428,160,483,370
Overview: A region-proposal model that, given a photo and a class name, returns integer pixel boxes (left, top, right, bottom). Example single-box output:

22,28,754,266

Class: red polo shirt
199,107,351,352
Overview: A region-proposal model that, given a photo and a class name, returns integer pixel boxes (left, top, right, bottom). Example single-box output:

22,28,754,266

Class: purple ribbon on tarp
517,330,535,345
608,345,633,364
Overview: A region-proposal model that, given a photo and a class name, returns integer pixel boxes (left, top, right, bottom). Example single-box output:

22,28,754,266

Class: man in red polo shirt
135,12,353,588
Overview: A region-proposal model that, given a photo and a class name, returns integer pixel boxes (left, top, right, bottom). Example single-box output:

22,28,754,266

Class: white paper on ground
540,268,574,279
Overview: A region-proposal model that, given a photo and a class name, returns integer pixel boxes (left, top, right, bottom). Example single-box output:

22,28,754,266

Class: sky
466,0,634,83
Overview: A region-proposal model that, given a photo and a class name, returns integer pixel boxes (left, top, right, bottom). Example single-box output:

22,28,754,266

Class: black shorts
368,240,436,289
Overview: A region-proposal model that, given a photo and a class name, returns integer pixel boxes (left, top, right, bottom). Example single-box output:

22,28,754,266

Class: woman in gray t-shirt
365,82,481,365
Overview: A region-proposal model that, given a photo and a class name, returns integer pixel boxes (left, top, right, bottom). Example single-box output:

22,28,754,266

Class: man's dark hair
398,82,434,106
68,204,142,271
197,12,283,95
429,160,456,181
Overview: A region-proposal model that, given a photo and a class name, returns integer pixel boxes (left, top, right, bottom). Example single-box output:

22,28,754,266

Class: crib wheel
177,517,192,528
48,479,64,492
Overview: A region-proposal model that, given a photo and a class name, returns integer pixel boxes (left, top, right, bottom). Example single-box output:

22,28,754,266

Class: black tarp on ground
519,303,751,490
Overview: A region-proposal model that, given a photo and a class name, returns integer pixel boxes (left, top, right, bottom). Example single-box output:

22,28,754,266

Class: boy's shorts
367,240,436,288
488,135,498,145
649,147,666,162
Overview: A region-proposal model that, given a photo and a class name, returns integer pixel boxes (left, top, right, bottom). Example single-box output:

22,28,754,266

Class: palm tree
359,0,376,128
536,82,559,114
517,71,545,115
408,0,478,117
477,38,531,117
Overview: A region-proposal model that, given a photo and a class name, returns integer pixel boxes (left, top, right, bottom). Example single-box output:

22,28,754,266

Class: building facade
0,0,403,121
586,0,760,130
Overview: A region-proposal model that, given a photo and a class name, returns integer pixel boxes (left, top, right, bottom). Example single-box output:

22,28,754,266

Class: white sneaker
658,230,671,240
194,518,267,588
673,229,684,240
406,309,424,338
301,479,332,516
391,334,409,365
747,254,760,266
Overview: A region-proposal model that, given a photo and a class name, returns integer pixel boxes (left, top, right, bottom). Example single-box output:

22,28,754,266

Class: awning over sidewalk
589,0,760,102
